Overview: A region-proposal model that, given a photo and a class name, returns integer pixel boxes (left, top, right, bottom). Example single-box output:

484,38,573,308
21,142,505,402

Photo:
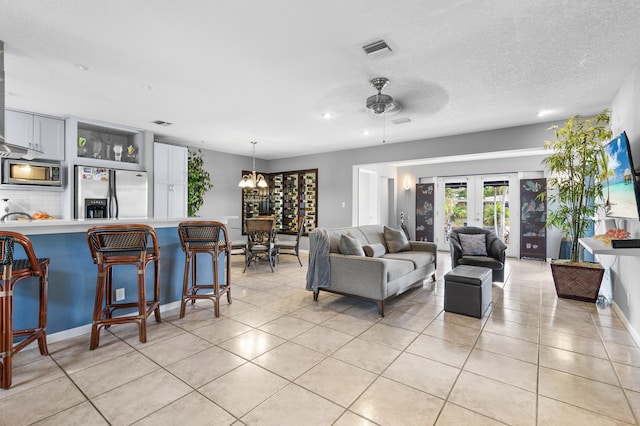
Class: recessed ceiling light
323,112,332,119
152,120,172,126
142,85,155,91
75,64,90,71
537,109,558,118
363,130,370,136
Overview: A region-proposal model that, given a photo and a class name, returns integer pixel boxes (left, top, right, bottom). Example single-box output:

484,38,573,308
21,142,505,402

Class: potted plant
540,109,612,302
187,149,214,217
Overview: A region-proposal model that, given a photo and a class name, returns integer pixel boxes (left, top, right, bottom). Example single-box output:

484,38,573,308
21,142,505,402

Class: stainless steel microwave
2,159,63,186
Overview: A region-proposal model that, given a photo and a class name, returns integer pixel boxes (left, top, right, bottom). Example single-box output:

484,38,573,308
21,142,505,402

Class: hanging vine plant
188,149,214,216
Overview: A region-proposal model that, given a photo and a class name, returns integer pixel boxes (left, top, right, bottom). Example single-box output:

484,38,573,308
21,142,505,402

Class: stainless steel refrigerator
75,166,148,219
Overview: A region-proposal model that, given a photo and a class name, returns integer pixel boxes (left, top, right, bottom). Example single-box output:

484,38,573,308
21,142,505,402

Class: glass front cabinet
241,168,317,235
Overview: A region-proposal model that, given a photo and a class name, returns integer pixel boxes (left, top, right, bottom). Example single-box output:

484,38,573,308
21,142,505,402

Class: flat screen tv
601,131,640,220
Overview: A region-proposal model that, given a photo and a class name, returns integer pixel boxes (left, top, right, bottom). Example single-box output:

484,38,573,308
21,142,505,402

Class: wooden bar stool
178,221,231,318
0,231,50,389
86,224,161,350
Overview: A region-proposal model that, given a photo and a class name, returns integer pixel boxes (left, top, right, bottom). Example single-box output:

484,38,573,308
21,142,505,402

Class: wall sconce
404,176,412,191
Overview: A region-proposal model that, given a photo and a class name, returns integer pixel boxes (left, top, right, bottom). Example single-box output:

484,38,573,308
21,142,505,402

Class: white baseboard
611,301,640,347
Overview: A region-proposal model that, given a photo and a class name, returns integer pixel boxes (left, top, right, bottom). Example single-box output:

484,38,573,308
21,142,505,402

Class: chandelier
238,141,268,189
365,77,395,114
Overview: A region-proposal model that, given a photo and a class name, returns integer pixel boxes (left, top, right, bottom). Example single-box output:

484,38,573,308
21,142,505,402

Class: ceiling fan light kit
366,77,395,115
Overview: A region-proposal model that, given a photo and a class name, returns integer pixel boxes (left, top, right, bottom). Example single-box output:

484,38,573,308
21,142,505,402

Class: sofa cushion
384,226,410,253
383,258,415,282
339,233,365,256
384,251,435,269
363,243,386,258
459,256,504,270
459,233,488,256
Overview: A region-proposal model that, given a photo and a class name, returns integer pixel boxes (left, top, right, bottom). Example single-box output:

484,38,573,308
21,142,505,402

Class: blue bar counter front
11,226,224,335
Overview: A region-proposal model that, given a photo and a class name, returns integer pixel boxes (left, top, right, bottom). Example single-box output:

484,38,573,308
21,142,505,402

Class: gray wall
610,63,640,338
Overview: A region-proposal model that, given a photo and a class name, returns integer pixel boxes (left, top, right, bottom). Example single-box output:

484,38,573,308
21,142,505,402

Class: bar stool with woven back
0,231,50,389
86,224,161,350
178,221,231,318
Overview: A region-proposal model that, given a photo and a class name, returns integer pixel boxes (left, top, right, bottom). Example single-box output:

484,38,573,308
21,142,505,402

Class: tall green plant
540,109,612,263
188,149,213,216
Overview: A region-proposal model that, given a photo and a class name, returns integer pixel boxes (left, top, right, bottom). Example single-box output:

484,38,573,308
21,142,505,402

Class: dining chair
274,215,305,266
243,217,277,272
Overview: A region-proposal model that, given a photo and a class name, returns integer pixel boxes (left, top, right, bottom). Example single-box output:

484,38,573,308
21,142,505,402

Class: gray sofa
307,225,437,316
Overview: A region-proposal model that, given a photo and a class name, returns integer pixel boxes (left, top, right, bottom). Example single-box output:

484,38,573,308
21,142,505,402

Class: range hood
0,40,43,160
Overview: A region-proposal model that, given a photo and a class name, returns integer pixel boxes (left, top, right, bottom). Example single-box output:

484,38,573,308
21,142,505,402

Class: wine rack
241,168,317,235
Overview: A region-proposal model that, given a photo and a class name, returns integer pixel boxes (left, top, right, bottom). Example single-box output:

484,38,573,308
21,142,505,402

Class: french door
435,174,515,257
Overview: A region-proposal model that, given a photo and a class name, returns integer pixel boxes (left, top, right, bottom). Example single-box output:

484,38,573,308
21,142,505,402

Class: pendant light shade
239,141,268,189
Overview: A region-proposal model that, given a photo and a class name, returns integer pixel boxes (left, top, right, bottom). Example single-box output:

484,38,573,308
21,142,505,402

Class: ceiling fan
365,77,398,115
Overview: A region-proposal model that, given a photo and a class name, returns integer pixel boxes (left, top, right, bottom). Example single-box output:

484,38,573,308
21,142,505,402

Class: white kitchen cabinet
5,110,65,160
154,142,187,218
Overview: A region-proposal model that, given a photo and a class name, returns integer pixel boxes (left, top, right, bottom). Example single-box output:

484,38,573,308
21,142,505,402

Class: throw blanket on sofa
306,228,330,291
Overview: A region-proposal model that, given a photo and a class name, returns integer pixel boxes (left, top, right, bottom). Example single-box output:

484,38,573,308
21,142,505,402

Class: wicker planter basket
550,260,604,303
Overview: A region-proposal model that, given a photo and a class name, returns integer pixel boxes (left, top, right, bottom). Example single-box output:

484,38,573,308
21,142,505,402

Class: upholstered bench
444,265,492,318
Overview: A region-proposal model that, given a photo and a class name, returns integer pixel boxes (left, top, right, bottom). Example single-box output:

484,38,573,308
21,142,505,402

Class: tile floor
2,253,640,425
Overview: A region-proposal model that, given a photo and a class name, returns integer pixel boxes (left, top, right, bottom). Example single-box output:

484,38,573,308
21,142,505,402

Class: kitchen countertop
0,216,238,235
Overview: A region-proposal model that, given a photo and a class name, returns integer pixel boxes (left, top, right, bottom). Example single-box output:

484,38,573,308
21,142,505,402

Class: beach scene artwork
602,133,640,219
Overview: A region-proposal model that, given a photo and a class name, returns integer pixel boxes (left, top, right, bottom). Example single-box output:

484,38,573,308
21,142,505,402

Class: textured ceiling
1,0,640,160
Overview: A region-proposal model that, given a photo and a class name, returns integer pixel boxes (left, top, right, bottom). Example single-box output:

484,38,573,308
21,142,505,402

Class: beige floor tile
592,312,627,330
383,352,459,398
258,314,316,339
218,329,285,359
332,337,401,374
474,331,539,364
625,389,640,422
0,356,65,399
92,370,192,426
540,315,599,338
217,299,256,316
32,401,108,426
406,333,472,368
438,310,487,330
464,348,538,392
605,340,640,367
540,327,608,358
199,363,288,418
191,317,253,344
133,391,236,426
253,341,326,380
321,312,378,336
242,383,344,425
540,345,619,385
496,298,541,314
393,301,443,318
613,362,640,392
70,351,159,398
379,309,433,332
359,323,419,350
489,306,540,327
351,376,444,426
139,332,213,366
295,357,377,407
111,320,186,348
333,411,378,426
166,346,246,388
0,377,87,425
449,371,536,426
598,326,638,347
436,402,505,425
537,396,631,426
483,317,539,343
166,306,224,331
538,367,635,423
227,306,283,327
237,291,281,307
423,320,481,346
10,346,51,368
290,305,340,323
49,332,133,374
292,325,353,354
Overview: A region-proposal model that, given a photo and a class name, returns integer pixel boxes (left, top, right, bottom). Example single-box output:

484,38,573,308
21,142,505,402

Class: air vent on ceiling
391,117,411,125
362,40,393,59
152,120,172,126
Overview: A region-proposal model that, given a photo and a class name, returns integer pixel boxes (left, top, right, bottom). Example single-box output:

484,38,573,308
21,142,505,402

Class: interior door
358,169,377,225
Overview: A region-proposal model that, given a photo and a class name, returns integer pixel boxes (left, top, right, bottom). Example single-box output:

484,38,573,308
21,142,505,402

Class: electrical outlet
115,288,125,301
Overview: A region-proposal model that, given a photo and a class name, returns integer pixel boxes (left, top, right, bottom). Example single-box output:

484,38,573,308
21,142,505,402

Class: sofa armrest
488,238,508,261
329,254,388,300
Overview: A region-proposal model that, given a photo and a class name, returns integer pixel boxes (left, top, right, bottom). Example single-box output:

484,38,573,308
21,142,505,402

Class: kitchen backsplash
0,189,62,218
